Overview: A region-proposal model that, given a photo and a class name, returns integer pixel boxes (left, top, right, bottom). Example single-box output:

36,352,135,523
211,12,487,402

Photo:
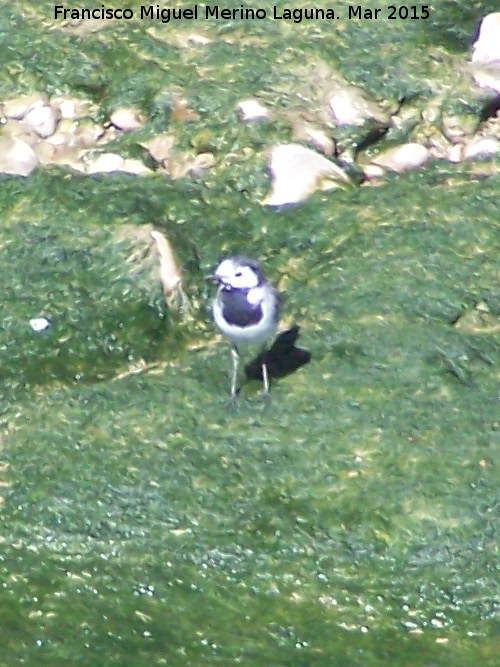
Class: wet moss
1,2,500,665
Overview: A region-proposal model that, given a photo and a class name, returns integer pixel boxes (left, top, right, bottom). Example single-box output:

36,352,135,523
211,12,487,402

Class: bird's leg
229,346,240,403
262,359,270,395
261,345,271,399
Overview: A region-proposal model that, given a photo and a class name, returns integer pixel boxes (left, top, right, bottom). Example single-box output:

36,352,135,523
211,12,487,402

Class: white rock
141,134,175,163
33,142,58,165
471,65,500,95
447,144,464,163
32,141,85,172
3,93,49,120
29,317,51,332
150,230,183,296
120,158,153,175
44,121,79,148
51,97,94,120
464,137,500,159
0,137,38,176
0,118,39,146
329,92,363,125
168,152,215,179
58,99,78,119
329,88,387,127
262,143,350,207
24,105,59,138
73,121,106,147
237,99,270,122
85,153,151,175
362,164,386,180
292,122,335,155
110,108,145,132
371,143,429,173
472,13,500,64
86,152,125,173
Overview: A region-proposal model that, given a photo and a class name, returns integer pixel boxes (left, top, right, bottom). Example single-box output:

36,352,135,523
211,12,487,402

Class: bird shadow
244,325,311,382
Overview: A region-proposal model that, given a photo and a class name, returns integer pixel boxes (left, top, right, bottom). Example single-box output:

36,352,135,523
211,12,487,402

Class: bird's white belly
213,298,277,346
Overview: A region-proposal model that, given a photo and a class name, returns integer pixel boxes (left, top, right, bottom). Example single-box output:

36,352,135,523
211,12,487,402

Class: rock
0,137,38,176
464,137,500,159
29,317,51,332
24,105,59,138
441,113,479,142
85,152,151,175
73,121,106,147
263,143,350,207
150,230,182,296
0,118,40,146
170,96,199,123
371,143,429,173
471,13,500,64
472,64,500,96
471,13,500,94
329,86,388,126
33,141,86,172
292,122,335,156
454,302,500,334
58,99,80,119
447,144,464,163
51,97,94,120
362,164,386,180
3,93,49,120
44,121,79,149
32,141,58,165
141,134,176,163
86,152,125,173
329,91,363,125
110,107,145,132
167,151,215,179
96,126,121,145
120,158,153,175
237,99,270,122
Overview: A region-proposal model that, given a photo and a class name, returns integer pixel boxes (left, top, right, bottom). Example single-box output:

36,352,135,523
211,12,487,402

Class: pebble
464,137,500,159
120,158,153,175
472,12,500,64
24,105,59,138
292,122,335,156
141,134,176,163
110,107,145,132
29,317,51,333
237,99,270,122
263,143,350,206
1,118,39,146
86,152,125,173
471,13,500,94
51,97,94,120
3,93,49,120
329,86,387,126
0,137,39,176
371,143,429,173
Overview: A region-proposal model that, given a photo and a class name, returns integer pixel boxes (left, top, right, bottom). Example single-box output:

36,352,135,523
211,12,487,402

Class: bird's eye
235,271,242,277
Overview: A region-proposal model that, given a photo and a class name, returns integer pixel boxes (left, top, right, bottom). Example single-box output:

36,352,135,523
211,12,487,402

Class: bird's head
211,256,264,290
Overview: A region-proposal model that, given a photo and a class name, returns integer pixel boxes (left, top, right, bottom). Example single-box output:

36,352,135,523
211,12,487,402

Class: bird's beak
206,273,220,284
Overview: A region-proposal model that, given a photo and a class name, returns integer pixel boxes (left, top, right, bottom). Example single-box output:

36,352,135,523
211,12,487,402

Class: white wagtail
211,256,280,402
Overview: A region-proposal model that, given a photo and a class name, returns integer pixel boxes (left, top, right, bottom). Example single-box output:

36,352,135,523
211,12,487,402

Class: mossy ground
1,2,500,665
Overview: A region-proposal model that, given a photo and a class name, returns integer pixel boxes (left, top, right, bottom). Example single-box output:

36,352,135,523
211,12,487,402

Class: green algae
1,1,500,665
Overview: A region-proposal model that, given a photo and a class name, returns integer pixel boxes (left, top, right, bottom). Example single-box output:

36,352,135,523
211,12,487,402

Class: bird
211,256,280,403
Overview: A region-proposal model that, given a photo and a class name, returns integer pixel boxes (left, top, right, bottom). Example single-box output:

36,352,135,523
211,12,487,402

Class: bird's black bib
221,288,263,327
